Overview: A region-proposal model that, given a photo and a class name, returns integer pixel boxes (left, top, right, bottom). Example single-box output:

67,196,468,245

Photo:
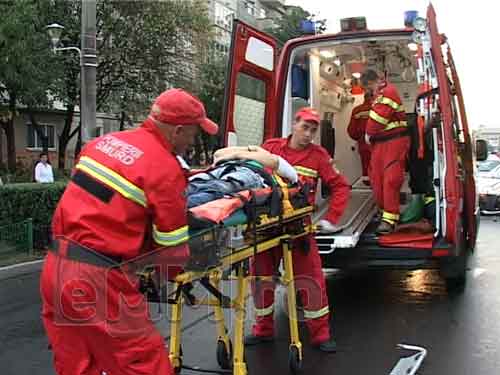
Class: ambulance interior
283,37,422,249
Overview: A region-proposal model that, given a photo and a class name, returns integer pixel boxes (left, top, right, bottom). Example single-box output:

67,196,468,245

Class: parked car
478,165,500,214
478,159,500,177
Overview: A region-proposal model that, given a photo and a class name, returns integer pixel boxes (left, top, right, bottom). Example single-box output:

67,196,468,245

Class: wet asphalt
1,217,499,375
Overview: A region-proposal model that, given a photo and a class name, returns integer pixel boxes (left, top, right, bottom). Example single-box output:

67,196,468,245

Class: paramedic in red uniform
348,91,373,185
363,69,411,234
245,107,351,352
40,89,218,375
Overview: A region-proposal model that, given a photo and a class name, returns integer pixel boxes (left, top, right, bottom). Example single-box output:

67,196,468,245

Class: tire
216,339,232,370
289,345,303,374
440,224,469,293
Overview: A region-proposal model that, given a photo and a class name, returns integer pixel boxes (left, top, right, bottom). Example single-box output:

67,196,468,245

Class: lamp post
46,0,97,144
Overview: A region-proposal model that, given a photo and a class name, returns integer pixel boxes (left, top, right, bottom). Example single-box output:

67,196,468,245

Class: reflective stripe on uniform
369,110,390,126
354,110,370,119
385,121,408,131
295,166,318,178
424,196,436,205
153,224,189,247
382,211,399,224
255,304,274,317
303,306,329,320
375,96,402,111
76,156,147,207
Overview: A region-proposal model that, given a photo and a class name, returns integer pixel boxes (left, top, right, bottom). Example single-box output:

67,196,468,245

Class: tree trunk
28,112,49,154
74,122,82,161
57,104,76,169
2,119,16,173
119,111,126,131
3,94,17,172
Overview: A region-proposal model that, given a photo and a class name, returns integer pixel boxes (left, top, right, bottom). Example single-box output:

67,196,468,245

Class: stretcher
141,203,314,375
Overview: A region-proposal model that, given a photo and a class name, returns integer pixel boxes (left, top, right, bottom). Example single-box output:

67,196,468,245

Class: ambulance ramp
314,190,377,253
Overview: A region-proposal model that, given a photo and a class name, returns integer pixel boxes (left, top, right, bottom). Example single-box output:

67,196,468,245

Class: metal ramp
314,189,377,254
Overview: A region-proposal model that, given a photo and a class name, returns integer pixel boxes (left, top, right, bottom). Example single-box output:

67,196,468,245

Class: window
233,73,266,146
27,124,55,149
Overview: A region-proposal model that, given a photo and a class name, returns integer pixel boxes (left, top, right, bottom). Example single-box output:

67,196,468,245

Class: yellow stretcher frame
167,206,314,375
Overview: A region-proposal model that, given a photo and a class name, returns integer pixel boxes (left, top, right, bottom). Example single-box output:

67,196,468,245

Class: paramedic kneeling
245,107,351,352
40,89,218,375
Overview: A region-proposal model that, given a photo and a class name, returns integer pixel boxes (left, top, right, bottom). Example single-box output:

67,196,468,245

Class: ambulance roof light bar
340,17,367,32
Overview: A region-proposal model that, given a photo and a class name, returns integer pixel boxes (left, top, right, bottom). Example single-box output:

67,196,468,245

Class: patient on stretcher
186,146,309,224
187,146,298,208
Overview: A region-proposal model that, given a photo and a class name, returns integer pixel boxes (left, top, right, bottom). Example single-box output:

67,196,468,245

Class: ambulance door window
232,73,266,146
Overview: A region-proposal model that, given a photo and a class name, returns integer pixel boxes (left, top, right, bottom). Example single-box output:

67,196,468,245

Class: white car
478,165,500,214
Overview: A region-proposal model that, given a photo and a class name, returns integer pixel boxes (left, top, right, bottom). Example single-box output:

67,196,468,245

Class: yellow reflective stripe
354,110,370,119
424,196,436,205
376,96,402,111
295,166,318,178
304,306,329,319
153,224,189,247
76,156,146,207
255,304,274,317
385,121,408,131
382,211,399,223
369,110,390,125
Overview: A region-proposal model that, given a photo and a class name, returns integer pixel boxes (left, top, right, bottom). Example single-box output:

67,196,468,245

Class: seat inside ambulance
284,37,430,248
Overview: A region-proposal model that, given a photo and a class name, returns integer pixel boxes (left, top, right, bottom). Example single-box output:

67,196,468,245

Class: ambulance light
404,11,418,28
340,17,367,32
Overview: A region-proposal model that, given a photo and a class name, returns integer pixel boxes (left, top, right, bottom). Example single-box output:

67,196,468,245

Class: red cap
295,107,320,125
150,89,219,135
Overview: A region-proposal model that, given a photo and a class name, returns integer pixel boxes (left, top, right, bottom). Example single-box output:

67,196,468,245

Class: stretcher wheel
288,345,302,374
173,357,182,374
216,339,233,369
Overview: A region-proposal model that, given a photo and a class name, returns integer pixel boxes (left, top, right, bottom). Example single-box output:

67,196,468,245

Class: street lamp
45,23,83,64
45,0,97,145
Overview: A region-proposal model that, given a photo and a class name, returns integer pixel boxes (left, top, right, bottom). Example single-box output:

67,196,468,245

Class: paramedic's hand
317,219,342,233
364,133,371,145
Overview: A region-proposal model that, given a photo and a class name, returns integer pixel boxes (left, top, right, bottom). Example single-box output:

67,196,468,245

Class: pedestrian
40,88,218,375
245,107,351,352
348,91,374,185
363,69,411,234
34,152,54,183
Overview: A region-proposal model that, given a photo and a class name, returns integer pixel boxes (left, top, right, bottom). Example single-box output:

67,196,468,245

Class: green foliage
264,6,327,46
0,182,67,246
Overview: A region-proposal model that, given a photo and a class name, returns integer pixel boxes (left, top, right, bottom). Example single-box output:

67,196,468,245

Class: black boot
314,337,337,353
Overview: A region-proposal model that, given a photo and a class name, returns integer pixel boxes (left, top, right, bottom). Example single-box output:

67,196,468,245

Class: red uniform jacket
262,138,351,224
366,81,407,139
348,99,373,154
52,118,189,260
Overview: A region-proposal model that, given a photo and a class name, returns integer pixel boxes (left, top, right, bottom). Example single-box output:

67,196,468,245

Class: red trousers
40,252,173,375
369,136,410,222
358,143,372,177
250,236,330,345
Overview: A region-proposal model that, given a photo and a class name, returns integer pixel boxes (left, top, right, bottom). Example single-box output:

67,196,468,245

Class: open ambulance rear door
221,20,278,147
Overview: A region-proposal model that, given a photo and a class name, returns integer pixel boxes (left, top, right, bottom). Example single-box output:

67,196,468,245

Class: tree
192,55,228,165
0,0,60,172
42,0,213,168
264,6,327,46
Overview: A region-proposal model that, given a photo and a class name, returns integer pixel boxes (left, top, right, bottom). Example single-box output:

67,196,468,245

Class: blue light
404,10,418,28
300,20,316,35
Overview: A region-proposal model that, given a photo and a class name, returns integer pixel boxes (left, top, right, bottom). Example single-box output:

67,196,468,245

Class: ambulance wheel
288,345,302,374
216,339,232,369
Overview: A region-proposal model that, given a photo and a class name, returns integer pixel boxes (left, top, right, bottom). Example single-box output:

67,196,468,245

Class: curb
0,259,44,281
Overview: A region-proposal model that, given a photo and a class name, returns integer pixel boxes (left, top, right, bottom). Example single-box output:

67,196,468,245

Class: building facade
207,0,286,56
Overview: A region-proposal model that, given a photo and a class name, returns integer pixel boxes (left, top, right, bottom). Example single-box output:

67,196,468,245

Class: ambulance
220,4,488,291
